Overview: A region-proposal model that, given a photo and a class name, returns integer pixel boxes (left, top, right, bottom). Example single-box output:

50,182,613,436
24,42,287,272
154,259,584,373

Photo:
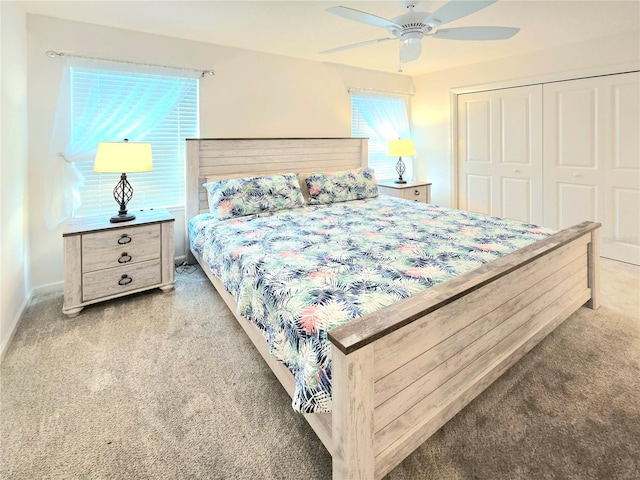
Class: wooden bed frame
185,137,601,479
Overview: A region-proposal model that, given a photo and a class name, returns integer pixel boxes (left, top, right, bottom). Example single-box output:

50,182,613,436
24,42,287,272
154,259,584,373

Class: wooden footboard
328,222,600,479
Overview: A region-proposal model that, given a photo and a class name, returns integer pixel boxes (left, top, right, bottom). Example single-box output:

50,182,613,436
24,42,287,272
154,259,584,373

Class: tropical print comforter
189,196,554,414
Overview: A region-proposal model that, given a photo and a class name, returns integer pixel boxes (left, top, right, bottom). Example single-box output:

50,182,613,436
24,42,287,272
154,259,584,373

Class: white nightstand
377,180,432,203
62,209,175,317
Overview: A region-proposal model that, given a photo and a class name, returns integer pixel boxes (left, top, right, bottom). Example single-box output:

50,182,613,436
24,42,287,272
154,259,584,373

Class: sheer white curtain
351,91,412,181
45,59,199,228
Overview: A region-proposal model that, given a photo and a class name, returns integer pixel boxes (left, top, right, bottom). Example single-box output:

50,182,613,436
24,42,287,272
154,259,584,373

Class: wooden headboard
185,137,369,255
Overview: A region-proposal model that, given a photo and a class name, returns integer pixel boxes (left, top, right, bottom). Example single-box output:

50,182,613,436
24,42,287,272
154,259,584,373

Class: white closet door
602,72,640,265
458,91,494,216
458,85,543,224
543,77,604,230
544,72,639,264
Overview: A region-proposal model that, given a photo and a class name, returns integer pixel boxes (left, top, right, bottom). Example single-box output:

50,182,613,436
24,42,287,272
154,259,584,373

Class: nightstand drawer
82,224,161,273
82,259,162,302
400,185,428,202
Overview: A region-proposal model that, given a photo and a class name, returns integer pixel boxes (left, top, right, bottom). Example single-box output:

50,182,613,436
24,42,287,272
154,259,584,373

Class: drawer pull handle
118,274,133,286
118,253,132,264
414,189,421,196
118,234,132,245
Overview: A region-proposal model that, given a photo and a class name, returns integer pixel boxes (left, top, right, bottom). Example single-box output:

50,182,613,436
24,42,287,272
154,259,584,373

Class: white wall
1,2,30,359
411,30,640,207
26,14,413,290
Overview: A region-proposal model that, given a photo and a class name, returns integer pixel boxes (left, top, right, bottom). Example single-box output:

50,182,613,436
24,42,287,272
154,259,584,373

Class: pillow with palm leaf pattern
305,167,378,205
203,173,305,220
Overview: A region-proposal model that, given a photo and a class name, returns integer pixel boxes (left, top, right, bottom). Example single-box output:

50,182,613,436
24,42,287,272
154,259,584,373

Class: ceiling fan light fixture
403,32,423,43
400,40,422,63
324,0,518,68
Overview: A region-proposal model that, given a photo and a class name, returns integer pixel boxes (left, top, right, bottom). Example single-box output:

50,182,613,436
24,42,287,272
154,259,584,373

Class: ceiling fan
321,0,520,65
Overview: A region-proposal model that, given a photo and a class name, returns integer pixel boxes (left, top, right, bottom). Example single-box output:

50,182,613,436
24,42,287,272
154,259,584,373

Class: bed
185,137,600,479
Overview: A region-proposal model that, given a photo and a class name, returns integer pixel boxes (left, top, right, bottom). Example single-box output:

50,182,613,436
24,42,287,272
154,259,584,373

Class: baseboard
32,281,64,296
0,290,32,363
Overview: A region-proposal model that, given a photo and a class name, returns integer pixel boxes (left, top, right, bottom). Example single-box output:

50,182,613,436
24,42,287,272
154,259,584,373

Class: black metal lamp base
110,213,136,223
110,173,136,223
395,156,407,184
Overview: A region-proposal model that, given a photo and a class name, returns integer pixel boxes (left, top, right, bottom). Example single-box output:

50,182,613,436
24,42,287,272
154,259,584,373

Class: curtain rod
348,86,414,96
45,50,215,78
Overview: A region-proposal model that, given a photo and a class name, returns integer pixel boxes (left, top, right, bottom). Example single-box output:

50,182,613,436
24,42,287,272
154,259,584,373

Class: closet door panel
458,85,542,224
466,174,493,215
458,96,494,215
466,100,492,163
500,96,534,166
611,82,639,170
603,73,640,264
543,78,604,231
555,88,598,169
557,183,599,230
501,178,531,223
496,87,543,224
613,188,639,246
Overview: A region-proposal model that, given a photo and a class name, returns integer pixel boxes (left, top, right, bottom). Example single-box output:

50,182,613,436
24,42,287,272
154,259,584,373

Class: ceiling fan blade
400,41,422,63
327,6,400,30
433,26,520,41
320,37,395,54
425,0,497,27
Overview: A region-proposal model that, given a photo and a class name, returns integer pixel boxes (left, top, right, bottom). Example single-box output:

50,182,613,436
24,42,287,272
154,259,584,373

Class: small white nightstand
62,209,175,317
377,180,432,203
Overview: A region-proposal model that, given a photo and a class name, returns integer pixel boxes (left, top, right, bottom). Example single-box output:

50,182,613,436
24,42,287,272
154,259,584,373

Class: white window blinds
350,92,412,181
70,67,198,218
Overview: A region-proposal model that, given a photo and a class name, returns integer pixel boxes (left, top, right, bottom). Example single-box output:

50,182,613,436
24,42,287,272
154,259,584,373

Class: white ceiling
19,0,640,76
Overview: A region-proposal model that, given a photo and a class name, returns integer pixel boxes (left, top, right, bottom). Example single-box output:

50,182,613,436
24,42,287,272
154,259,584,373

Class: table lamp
387,139,415,184
94,139,153,223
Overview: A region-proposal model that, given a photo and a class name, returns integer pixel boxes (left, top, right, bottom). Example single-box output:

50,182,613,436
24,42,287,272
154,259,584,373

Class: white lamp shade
94,141,153,173
387,139,415,157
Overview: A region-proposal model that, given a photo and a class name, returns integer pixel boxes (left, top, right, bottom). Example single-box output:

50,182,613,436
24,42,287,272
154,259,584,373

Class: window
70,67,198,218
351,92,412,181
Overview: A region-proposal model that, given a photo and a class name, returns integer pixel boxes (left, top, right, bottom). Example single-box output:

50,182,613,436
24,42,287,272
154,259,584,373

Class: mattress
189,196,554,413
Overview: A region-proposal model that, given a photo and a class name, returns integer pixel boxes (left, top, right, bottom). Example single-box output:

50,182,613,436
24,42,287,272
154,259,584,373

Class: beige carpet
1,258,638,479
